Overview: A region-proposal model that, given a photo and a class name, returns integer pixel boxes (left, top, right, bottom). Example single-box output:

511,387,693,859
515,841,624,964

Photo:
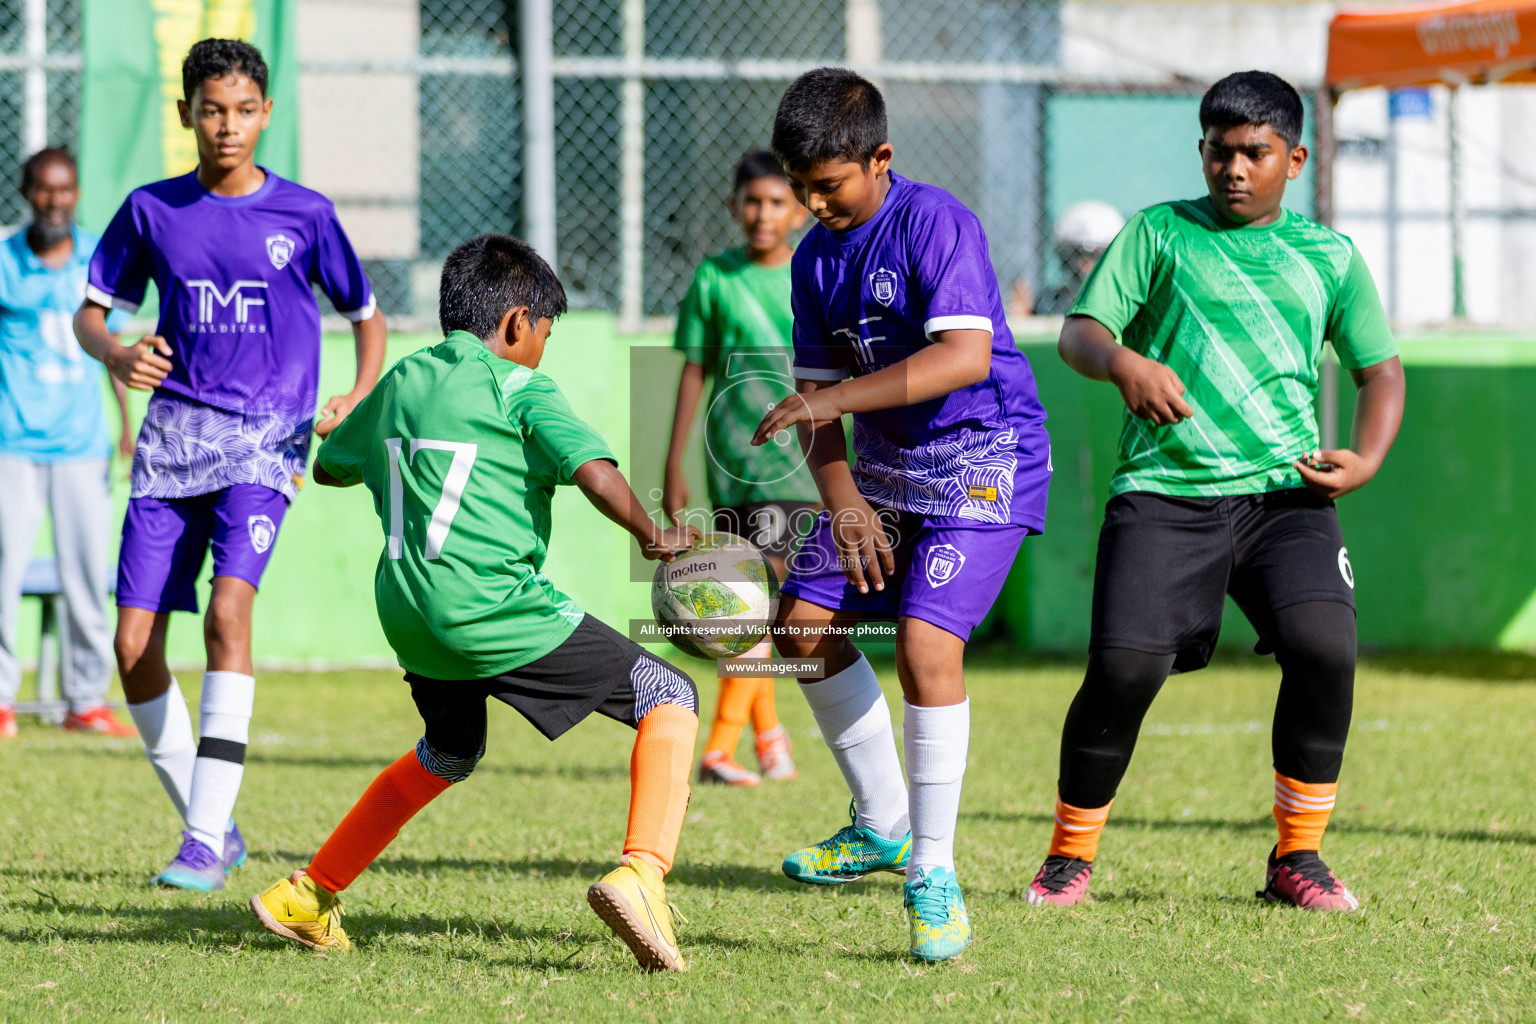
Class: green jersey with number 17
1070,198,1398,497
315,331,616,680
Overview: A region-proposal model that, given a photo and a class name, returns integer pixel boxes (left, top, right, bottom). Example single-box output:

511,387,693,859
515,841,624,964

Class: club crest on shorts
265,233,295,270
1338,546,1354,590
869,267,898,305
248,514,276,555
925,543,965,587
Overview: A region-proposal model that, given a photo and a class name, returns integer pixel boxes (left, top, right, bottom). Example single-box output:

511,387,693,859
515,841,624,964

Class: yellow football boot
250,871,351,952
586,858,687,972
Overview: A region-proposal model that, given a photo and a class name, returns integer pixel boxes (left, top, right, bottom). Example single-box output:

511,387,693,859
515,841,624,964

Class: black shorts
713,501,820,563
405,616,697,757
1090,489,1356,673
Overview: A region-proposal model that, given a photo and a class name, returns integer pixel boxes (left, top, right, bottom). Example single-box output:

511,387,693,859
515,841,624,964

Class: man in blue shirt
0,147,135,739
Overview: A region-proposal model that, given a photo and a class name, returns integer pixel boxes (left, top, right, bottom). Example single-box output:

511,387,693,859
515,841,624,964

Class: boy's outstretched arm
662,361,705,524
315,310,388,437
1058,314,1192,425
1295,356,1404,500
574,459,700,562
751,329,992,444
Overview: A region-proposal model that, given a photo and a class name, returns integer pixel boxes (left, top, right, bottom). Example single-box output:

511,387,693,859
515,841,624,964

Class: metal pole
1448,86,1467,320
618,0,645,328
846,0,882,64
1314,87,1339,450
1386,94,1399,321
22,0,46,155
521,0,556,266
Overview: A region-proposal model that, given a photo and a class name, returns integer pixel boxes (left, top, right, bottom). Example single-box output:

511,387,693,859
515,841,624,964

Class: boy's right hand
1109,348,1191,425
829,496,895,594
643,525,701,563
105,335,174,391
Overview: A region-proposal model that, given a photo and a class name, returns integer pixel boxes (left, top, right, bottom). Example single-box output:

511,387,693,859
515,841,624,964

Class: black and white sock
185,671,255,857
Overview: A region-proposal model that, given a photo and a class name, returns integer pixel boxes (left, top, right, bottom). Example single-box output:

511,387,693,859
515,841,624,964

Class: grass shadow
961,808,1536,847
251,851,798,894
1359,650,1536,683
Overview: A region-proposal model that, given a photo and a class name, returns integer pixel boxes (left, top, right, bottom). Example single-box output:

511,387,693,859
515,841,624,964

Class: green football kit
1070,198,1399,497
674,248,820,508
315,331,614,681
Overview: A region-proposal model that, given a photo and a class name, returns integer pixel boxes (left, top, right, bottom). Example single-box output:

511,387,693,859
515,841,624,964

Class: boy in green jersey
663,151,818,787
249,234,701,972
1026,72,1405,912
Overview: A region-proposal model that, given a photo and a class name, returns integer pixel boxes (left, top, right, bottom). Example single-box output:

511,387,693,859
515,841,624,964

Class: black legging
1058,600,1356,809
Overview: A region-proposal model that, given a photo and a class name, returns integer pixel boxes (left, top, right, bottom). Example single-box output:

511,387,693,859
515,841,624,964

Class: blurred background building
5,0,1536,328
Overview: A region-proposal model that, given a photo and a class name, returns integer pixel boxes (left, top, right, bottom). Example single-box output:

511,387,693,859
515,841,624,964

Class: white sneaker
698,752,760,786
754,725,797,780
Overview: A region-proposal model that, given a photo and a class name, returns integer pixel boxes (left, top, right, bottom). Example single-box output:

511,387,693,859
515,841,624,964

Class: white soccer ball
650,533,779,660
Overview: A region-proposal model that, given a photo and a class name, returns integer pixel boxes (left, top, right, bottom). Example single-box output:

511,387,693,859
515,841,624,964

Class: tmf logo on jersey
869,268,898,305
186,279,269,332
925,543,965,587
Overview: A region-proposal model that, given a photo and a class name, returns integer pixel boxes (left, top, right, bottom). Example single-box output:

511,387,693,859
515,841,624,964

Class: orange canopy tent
1327,0,1536,90
1321,1,1536,318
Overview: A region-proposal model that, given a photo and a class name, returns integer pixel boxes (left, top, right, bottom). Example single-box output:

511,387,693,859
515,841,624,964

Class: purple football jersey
791,172,1050,529
87,170,374,498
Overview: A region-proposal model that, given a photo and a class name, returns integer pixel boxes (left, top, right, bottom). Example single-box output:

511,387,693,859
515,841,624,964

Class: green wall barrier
15,321,1535,671
1002,334,1536,654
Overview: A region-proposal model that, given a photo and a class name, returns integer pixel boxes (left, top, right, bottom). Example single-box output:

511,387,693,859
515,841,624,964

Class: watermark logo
266,233,296,270
248,514,276,555
925,543,965,587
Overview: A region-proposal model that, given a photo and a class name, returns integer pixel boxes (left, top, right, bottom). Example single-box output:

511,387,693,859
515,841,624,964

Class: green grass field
3,651,1535,1022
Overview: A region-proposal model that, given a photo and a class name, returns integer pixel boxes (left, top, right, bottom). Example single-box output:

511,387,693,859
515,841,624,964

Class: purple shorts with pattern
116,484,290,614
780,507,1029,641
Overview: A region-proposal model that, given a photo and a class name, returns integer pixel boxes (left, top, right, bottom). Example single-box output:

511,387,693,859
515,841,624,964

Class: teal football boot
905,866,971,962
781,801,911,885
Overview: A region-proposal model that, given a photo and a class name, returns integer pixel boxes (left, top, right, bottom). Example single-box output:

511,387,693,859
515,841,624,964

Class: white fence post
521,0,557,267
22,0,47,155
619,0,645,329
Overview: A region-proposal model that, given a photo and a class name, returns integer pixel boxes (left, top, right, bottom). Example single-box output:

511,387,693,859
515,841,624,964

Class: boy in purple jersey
74,39,387,891
754,68,1051,962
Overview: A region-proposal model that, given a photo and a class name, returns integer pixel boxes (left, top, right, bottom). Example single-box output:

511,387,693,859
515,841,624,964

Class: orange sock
704,677,757,758
750,677,779,734
1048,796,1113,862
307,750,453,893
624,704,698,876
1273,772,1337,856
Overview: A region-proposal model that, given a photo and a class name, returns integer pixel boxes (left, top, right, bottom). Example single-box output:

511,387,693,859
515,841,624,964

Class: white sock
185,671,255,857
799,653,909,839
904,698,970,879
127,678,196,823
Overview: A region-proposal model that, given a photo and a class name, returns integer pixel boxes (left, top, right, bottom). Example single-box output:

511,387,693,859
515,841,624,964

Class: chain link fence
401,0,1132,325
18,1,1535,326
0,0,82,231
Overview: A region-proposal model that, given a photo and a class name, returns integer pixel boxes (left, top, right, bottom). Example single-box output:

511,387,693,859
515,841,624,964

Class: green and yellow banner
79,0,297,232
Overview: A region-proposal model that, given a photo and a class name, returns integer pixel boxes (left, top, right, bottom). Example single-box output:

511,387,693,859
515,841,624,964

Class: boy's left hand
753,388,841,447
314,393,361,437
1295,448,1376,500
643,525,702,563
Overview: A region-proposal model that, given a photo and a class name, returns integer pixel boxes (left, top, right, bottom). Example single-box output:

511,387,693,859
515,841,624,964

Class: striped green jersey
1071,198,1397,497
315,332,613,680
